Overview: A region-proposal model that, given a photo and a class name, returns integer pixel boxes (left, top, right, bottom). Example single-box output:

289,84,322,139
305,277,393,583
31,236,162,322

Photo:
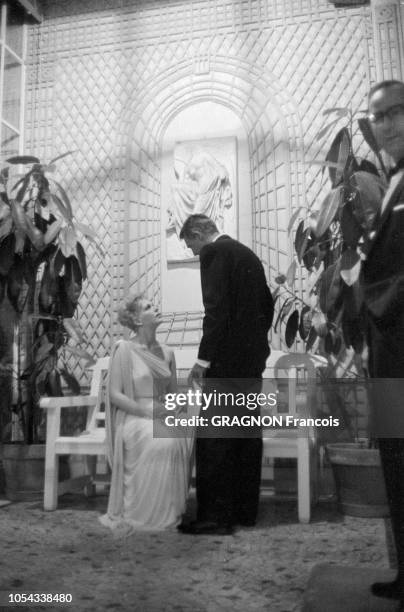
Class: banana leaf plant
273,108,388,442
0,153,97,444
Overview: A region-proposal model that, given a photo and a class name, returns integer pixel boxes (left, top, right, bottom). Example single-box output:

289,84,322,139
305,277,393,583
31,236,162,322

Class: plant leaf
49,192,72,222
14,173,32,204
74,221,97,241
305,326,318,352
48,150,76,166
274,297,293,333
44,217,63,245
322,107,349,116
312,311,328,337
287,207,303,234
11,172,30,195
49,248,66,278
63,317,84,343
75,241,87,280
58,226,77,257
307,264,324,291
350,171,385,232
38,262,57,313
0,233,16,274
299,306,312,340
280,299,294,324
6,155,40,165
45,368,63,396
34,336,54,363
285,260,297,287
315,117,342,141
340,198,363,248
358,158,379,176
325,127,351,187
7,257,25,313
324,330,335,355
60,367,81,395
340,249,361,286
314,187,343,238
63,344,96,366
285,309,299,348
319,260,343,316
294,220,306,262
0,275,6,305
49,179,73,219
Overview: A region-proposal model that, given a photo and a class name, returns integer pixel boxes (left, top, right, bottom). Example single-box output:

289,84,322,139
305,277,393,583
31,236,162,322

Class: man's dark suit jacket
198,235,274,379
362,173,404,436
362,174,404,377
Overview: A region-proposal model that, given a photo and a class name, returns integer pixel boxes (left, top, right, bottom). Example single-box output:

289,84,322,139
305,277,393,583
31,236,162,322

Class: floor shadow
180,492,344,528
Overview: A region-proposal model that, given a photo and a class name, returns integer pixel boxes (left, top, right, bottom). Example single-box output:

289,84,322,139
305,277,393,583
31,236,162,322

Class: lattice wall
22,0,400,361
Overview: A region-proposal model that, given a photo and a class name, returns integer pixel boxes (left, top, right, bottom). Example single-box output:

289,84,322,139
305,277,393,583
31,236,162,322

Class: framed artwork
166,137,237,262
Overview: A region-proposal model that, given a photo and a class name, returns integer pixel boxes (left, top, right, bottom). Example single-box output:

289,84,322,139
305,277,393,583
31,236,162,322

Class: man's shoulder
204,235,252,254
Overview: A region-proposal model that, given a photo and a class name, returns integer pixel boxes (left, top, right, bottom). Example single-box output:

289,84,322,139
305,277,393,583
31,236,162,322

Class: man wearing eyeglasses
362,80,404,610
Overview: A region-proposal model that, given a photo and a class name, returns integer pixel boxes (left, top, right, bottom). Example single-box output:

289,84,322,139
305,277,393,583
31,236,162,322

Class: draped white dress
99,340,192,532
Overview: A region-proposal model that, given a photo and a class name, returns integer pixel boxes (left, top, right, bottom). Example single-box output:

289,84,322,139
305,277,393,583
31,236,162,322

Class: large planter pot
326,442,388,518
1,443,69,502
1,443,46,501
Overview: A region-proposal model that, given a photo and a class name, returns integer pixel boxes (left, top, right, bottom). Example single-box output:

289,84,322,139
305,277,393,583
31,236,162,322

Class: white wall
160,101,250,313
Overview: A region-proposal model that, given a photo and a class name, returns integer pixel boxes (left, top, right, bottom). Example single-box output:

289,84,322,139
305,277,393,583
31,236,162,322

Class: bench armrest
40,395,98,410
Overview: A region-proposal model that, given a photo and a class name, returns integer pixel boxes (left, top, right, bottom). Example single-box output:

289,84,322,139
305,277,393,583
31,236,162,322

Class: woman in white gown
99,295,192,532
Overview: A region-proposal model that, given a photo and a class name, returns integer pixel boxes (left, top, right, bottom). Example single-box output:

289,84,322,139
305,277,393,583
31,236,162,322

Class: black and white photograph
1,1,404,611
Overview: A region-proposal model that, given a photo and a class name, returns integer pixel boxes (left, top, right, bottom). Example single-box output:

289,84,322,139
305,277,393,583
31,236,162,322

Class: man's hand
188,362,207,386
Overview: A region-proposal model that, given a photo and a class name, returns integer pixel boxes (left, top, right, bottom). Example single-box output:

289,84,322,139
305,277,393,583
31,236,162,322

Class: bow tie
388,158,404,179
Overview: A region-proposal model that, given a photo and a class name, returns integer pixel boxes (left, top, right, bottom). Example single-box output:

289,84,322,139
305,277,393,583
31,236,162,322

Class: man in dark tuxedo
361,80,404,609
178,214,274,535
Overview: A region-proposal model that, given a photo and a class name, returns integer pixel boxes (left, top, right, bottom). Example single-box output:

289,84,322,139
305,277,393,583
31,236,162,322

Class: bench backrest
86,357,110,432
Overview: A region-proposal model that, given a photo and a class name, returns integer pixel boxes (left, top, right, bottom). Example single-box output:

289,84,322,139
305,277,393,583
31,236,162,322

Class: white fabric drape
100,340,193,532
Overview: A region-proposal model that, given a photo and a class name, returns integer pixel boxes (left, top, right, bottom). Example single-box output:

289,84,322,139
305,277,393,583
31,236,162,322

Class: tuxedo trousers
195,436,262,525
195,376,263,526
378,439,404,582
368,317,404,584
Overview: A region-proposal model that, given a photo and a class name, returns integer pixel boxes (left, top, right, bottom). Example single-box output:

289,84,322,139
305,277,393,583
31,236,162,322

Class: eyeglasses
368,103,404,124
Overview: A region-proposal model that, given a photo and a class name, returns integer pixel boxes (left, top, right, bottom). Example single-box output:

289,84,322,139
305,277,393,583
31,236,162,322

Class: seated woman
99,295,192,532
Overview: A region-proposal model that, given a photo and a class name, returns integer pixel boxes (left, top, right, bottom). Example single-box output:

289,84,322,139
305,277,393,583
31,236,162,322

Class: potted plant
0,153,96,500
273,107,389,516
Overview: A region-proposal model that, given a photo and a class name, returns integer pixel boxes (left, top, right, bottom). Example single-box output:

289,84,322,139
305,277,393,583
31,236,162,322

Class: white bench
40,357,109,511
262,352,325,523
41,347,320,517
40,349,199,511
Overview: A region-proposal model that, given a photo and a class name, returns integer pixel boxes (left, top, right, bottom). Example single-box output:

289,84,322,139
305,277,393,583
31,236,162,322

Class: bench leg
84,456,97,497
297,439,310,523
44,451,59,511
44,409,60,511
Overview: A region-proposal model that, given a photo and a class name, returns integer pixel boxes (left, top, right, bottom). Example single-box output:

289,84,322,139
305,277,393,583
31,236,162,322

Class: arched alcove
120,57,304,331
160,101,249,312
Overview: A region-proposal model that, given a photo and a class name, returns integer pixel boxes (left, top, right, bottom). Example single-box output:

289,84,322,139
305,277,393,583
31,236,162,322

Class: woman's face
135,298,161,329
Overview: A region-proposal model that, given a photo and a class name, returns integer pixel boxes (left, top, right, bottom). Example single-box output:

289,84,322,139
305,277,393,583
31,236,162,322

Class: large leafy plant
274,109,387,441
0,153,96,444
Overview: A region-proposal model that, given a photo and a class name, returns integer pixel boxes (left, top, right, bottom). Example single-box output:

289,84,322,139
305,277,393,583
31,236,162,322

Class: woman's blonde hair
117,293,144,329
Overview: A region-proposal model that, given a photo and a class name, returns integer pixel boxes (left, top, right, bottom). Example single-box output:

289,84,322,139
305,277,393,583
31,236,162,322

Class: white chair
261,352,319,523
40,357,109,511
174,347,198,380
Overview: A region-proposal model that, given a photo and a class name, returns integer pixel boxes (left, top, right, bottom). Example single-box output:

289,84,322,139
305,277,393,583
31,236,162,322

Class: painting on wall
166,137,237,262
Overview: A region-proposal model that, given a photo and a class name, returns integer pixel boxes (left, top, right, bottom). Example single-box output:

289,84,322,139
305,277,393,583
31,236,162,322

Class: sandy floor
0,492,390,612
